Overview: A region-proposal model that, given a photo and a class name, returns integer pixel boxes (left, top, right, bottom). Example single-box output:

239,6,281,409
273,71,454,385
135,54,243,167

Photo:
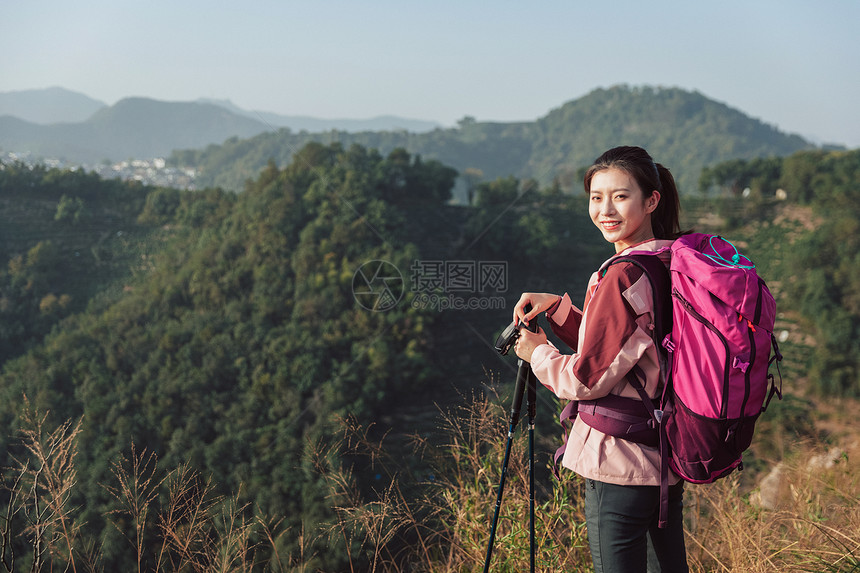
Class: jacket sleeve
530,262,655,401
545,293,582,351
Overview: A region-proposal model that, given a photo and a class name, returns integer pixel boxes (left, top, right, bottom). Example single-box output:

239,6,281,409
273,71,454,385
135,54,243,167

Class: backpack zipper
672,287,731,418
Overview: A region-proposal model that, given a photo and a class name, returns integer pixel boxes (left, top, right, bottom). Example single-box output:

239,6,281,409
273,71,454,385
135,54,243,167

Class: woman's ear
646,190,661,213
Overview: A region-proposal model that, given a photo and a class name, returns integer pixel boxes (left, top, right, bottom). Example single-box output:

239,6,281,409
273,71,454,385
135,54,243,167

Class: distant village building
1,152,197,190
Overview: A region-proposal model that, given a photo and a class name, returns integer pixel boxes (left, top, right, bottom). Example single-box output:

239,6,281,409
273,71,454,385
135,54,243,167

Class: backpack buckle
662,335,675,352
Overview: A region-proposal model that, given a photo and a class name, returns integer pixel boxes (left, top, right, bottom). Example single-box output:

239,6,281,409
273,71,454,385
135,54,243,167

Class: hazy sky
2,0,858,147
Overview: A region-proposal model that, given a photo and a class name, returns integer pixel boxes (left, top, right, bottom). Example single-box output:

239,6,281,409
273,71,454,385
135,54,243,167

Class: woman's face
588,167,660,253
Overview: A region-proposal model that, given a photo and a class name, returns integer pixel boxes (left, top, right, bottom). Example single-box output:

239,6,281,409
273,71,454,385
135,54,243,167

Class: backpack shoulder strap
604,252,672,345
604,252,675,528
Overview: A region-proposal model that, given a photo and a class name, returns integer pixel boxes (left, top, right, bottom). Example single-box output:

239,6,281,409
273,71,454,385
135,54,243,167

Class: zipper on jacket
673,287,731,418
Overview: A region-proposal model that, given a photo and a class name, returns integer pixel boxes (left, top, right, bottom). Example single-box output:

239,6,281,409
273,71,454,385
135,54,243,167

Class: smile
600,221,621,230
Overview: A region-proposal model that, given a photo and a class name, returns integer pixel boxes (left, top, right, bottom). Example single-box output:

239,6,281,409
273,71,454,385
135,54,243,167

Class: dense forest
0,143,857,570
0,144,466,569
170,85,816,197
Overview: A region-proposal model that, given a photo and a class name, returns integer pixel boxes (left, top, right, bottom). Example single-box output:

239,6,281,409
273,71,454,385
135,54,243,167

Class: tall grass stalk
11,398,83,572
3,401,284,572
104,444,163,572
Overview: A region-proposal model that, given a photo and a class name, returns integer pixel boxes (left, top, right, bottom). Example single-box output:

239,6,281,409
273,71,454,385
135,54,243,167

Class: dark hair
583,146,683,240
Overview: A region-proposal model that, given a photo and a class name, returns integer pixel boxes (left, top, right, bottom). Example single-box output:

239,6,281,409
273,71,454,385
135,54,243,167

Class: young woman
513,146,689,572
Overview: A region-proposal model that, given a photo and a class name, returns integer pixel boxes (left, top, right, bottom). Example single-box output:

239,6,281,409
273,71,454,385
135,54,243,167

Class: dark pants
584,479,689,573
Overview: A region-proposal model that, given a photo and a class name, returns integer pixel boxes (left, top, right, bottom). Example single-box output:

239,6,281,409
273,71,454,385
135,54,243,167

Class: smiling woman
512,146,689,572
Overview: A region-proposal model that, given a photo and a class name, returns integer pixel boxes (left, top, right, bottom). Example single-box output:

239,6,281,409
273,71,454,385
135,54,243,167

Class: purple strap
552,377,661,477
625,366,671,528
578,394,658,447
553,401,578,479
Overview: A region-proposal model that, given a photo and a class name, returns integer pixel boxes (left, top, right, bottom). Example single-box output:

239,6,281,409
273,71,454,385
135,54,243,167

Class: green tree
54,195,89,224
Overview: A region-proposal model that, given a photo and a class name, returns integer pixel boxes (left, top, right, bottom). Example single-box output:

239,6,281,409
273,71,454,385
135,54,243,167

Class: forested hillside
0,144,857,570
0,164,154,363
0,144,466,569
172,85,815,196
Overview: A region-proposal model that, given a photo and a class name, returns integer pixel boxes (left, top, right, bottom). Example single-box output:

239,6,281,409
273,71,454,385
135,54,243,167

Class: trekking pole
482,356,529,573
527,368,537,573
485,307,537,573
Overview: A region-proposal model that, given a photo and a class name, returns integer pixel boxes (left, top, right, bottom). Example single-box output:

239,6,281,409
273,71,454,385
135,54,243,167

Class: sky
1,0,858,147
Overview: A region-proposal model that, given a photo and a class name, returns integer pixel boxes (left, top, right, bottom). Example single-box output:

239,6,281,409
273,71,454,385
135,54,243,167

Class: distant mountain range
0,87,442,163
0,87,107,124
194,98,442,133
0,97,272,163
0,85,829,195
173,85,821,196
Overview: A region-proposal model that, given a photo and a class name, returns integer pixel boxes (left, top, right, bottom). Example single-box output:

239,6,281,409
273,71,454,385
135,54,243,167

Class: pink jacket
530,239,679,486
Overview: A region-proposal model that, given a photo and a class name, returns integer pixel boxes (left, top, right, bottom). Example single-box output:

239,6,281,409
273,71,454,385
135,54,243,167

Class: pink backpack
555,233,783,527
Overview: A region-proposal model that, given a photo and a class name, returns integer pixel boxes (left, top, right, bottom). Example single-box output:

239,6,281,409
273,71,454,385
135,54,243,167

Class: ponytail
652,163,682,239
584,146,684,240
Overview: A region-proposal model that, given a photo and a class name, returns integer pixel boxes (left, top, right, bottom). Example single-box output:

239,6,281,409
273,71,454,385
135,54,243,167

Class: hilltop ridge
0,88,441,163
0,97,271,162
173,85,819,195
1,85,823,194
0,86,107,124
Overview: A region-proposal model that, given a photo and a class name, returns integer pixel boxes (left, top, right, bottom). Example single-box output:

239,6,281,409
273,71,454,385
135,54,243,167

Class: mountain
0,86,107,124
1,85,819,194
174,85,817,196
197,97,442,133
0,97,272,162
0,91,442,164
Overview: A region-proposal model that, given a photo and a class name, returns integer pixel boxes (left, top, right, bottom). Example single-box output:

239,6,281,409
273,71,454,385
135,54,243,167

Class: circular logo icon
352,260,404,312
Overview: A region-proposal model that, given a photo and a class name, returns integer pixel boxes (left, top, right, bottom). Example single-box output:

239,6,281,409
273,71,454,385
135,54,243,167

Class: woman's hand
512,292,561,326
515,326,548,363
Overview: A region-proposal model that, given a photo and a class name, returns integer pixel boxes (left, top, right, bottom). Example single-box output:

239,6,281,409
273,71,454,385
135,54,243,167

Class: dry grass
0,398,279,573
319,391,860,573
315,390,592,572
106,448,267,573
685,442,860,572
3,392,858,572
4,397,83,572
